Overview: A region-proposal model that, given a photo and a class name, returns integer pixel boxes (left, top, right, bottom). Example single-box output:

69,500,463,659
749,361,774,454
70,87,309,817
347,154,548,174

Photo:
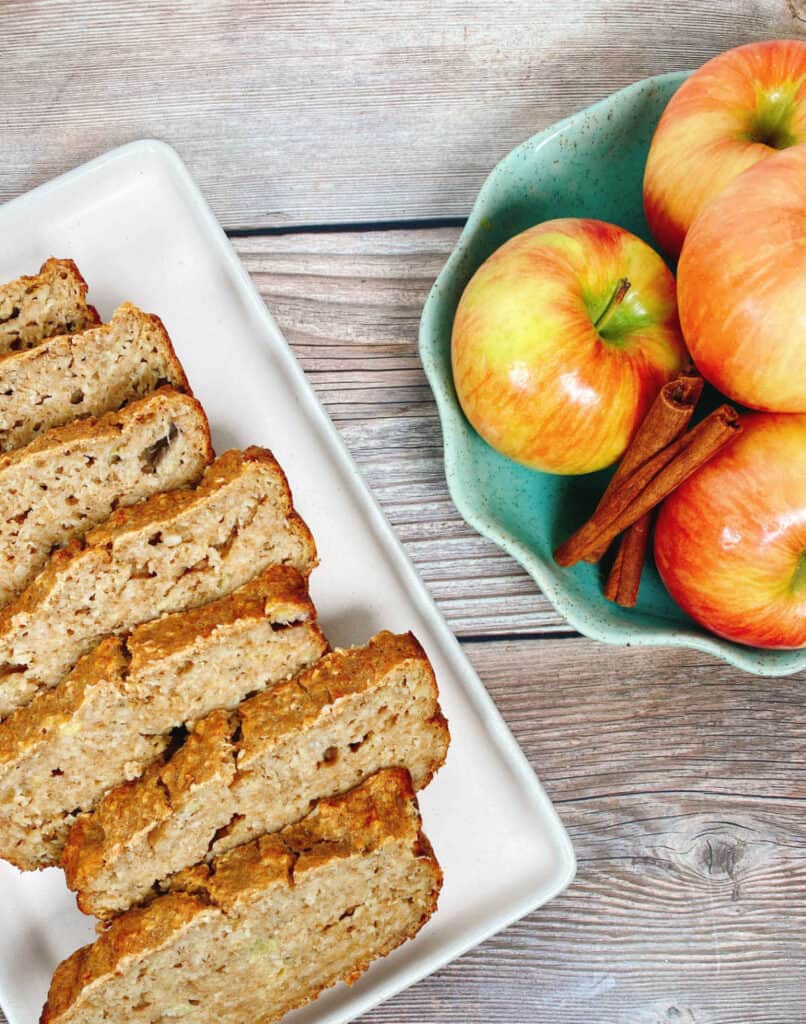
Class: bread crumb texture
0,387,212,604
43,769,442,1024
0,258,99,356
63,630,448,917
0,447,317,720
0,302,188,452
0,565,326,870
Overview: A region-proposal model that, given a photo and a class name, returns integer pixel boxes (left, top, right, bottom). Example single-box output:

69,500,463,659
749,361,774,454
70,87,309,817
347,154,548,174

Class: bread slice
0,447,317,719
0,302,188,452
43,769,441,1024
0,387,212,605
0,566,326,871
63,630,448,918
0,258,99,355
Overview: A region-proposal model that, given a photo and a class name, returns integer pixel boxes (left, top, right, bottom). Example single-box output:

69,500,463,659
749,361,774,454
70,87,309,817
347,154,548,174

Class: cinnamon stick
604,512,652,607
583,374,704,563
591,374,704,604
554,405,741,567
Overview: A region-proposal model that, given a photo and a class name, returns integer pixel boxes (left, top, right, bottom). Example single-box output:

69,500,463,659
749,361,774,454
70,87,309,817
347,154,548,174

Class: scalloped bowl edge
418,72,806,678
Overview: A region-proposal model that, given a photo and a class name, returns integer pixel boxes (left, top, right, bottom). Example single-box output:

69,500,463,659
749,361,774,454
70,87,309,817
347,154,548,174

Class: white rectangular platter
0,141,575,1024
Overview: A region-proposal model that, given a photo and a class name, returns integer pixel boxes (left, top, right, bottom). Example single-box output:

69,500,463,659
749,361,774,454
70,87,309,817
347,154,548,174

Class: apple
677,143,806,412
451,218,687,475
644,39,806,258
655,413,806,649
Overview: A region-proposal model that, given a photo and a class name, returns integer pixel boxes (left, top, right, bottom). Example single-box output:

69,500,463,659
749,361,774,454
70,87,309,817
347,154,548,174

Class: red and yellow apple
644,38,806,258
655,413,806,649
677,143,806,412
451,218,687,475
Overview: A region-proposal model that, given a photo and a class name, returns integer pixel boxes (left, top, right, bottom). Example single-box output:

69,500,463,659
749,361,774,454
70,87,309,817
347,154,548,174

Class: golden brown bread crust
0,446,317,640
0,386,213,604
61,630,448,915
43,769,440,1024
0,300,183,380
59,710,237,898
0,301,191,454
84,446,287,546
0,258,100,354
200,767,424,909
41,258,95,307
127,562,316,668
247,631,440,729
0,637,130,773
0,564,315,773
36,258,100,328
238,630,449,791
0,563,324,870
20,259,97,315
0,386,209,470
41,894,209,1024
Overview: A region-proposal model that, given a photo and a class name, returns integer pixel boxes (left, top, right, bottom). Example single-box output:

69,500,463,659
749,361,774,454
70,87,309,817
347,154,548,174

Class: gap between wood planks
227,223,805,664
465,631,584,643
227,216,468,237
231,218,582,641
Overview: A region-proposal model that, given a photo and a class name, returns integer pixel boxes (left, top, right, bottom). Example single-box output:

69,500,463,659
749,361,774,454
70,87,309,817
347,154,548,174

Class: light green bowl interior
419,70,806,677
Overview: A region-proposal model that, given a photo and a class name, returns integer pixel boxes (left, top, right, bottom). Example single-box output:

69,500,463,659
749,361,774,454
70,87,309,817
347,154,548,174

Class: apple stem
595,277,631,331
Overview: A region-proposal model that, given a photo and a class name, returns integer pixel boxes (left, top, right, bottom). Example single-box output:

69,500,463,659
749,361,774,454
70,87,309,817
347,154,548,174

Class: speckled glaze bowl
419,71,806,677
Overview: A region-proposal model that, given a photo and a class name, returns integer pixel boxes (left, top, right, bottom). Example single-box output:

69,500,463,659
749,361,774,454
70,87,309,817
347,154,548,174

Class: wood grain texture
234,231,806,1022
357,639,806,1023
2,0,804,228
3,5,806,1023
234,228,574,638
3,227,804,1024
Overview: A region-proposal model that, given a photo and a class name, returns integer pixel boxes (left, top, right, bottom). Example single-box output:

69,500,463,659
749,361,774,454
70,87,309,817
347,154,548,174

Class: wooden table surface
3,3,806,1022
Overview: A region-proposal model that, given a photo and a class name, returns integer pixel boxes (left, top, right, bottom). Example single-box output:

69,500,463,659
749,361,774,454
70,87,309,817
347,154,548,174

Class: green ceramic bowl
419,70,806,677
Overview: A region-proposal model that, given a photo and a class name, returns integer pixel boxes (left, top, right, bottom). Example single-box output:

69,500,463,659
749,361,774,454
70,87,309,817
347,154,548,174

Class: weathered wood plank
3,0,804,228
1,228,803,1021
3,9,805,1010
235,228,806,1020
357,637,806,1023
234,228,577,637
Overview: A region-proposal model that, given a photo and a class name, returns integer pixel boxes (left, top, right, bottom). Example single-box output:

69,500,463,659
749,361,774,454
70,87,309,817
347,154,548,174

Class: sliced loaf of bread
0,387,212,605
0,447,317,719
63,630,448,918
0,302,188,452
0,258,99,355
43,769,441,1024
0,566,326,870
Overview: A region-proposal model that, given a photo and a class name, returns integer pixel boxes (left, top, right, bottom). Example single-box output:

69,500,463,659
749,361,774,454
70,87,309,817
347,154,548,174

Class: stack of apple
451,39,806,650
